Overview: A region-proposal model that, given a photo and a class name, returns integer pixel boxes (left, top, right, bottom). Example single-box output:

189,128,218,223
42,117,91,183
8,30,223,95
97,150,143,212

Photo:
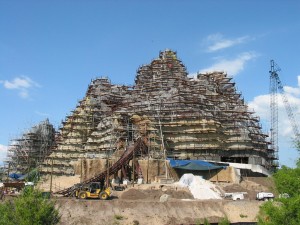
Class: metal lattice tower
269,60,300,164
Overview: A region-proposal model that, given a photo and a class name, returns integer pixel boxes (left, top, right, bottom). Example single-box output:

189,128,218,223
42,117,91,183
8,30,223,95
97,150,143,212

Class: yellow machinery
75,182,112,200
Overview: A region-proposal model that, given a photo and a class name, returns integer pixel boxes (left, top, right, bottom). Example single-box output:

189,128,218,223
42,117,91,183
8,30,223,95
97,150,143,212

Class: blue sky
1,1,300,167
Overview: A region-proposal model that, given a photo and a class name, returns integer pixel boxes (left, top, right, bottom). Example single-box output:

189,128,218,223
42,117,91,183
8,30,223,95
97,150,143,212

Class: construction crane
269,60,300,164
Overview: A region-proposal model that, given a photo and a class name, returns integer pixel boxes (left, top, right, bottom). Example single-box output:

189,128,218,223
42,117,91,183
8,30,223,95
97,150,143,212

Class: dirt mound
243,177,275,191
223,184,248,193
222,184,256,200
222,177,274,200
57,198,262,225
165,189,194,199
120,188,193,200
120,189,148,200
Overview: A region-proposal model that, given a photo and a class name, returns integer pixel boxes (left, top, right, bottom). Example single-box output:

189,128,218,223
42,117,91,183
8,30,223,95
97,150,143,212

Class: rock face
41,50,275,177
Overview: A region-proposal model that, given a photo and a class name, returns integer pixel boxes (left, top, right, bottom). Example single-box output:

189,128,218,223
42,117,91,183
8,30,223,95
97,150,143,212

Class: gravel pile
177,173,222,199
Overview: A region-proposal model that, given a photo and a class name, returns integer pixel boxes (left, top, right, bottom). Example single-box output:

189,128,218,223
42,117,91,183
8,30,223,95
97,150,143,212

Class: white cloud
248,78,300,167
284,86,300,96
187,72,198,79
0,76,40,99
248,87,300,138
0,144,7,152
0,144,8,166
204,33,251,52
283,75,300,96
248,94,270,120
199,52,257,76
248,93,300,138
35,111,50,117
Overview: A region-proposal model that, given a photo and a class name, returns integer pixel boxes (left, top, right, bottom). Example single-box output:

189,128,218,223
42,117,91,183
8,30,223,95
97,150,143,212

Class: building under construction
39,50,275,183
6,119,56,174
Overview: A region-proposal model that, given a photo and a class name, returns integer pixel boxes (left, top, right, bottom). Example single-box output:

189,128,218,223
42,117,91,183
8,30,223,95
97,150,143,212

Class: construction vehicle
224,192,247,201
256,192,274,201
74,182,112,200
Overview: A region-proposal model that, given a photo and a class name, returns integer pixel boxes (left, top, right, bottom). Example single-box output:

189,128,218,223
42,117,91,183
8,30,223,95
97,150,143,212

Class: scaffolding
41,49,275,178
6,119,56,174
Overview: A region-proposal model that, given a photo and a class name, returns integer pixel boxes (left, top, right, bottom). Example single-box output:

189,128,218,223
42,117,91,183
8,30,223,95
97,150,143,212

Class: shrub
218,217,230,225
114,214,123,220
0,188,60,225
204,218,211,225
258,159,300,225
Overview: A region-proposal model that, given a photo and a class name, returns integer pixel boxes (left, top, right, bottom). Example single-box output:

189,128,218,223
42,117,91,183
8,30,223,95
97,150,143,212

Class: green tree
258,196,300,225
296,158,300,168
272,165,300,197
0,188,60,225
258,158,300,225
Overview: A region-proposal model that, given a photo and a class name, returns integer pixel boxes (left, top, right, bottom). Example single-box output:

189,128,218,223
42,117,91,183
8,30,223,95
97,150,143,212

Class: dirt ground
219,176,275,200
119,187,194,201
1,175,273,224
57,197,263,225
56,179,271,225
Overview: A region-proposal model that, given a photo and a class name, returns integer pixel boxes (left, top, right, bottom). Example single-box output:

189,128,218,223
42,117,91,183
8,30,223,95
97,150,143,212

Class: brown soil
220,177,275,200
120,188,193,200
57,196,263,225
35,176,273,224
3,177,271,225
244,177,275,192
56,179,270,225
222,183,256,200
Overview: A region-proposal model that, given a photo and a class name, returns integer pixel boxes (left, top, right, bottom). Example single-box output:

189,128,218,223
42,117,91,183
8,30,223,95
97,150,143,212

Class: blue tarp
9,173,23,179
8,173,28,180
168,159,225,171
17,173,28,180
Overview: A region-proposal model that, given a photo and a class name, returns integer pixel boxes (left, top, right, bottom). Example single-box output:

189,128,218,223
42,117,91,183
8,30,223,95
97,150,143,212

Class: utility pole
6,162,10,182
145,123,150,184
147,137,150,184
106,150,110,187
106,136,113,187
50,157,53,193
80,157,83,183
158,115,168,179
132,150,135,187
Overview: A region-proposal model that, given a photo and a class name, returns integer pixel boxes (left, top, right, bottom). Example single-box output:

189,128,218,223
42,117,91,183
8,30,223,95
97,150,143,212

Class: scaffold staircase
55,137,147,196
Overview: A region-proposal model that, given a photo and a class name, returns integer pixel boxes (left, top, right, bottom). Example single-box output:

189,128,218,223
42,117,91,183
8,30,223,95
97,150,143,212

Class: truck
256,192,274,201
224,192,246,201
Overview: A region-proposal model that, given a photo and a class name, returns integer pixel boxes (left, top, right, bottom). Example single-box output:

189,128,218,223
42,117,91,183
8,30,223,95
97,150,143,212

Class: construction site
1,49,279,224
6,119,56,174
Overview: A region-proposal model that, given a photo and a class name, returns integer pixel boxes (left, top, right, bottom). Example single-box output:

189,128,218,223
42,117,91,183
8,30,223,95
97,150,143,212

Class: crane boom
269,60,300,162
269,60,279,161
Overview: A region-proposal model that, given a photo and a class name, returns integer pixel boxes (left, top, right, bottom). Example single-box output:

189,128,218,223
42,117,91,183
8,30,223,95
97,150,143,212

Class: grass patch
114,214,124,220
133,220,139,225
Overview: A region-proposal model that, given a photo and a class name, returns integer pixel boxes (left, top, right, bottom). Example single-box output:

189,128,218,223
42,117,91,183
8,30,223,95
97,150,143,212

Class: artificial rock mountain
41,50,275,177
